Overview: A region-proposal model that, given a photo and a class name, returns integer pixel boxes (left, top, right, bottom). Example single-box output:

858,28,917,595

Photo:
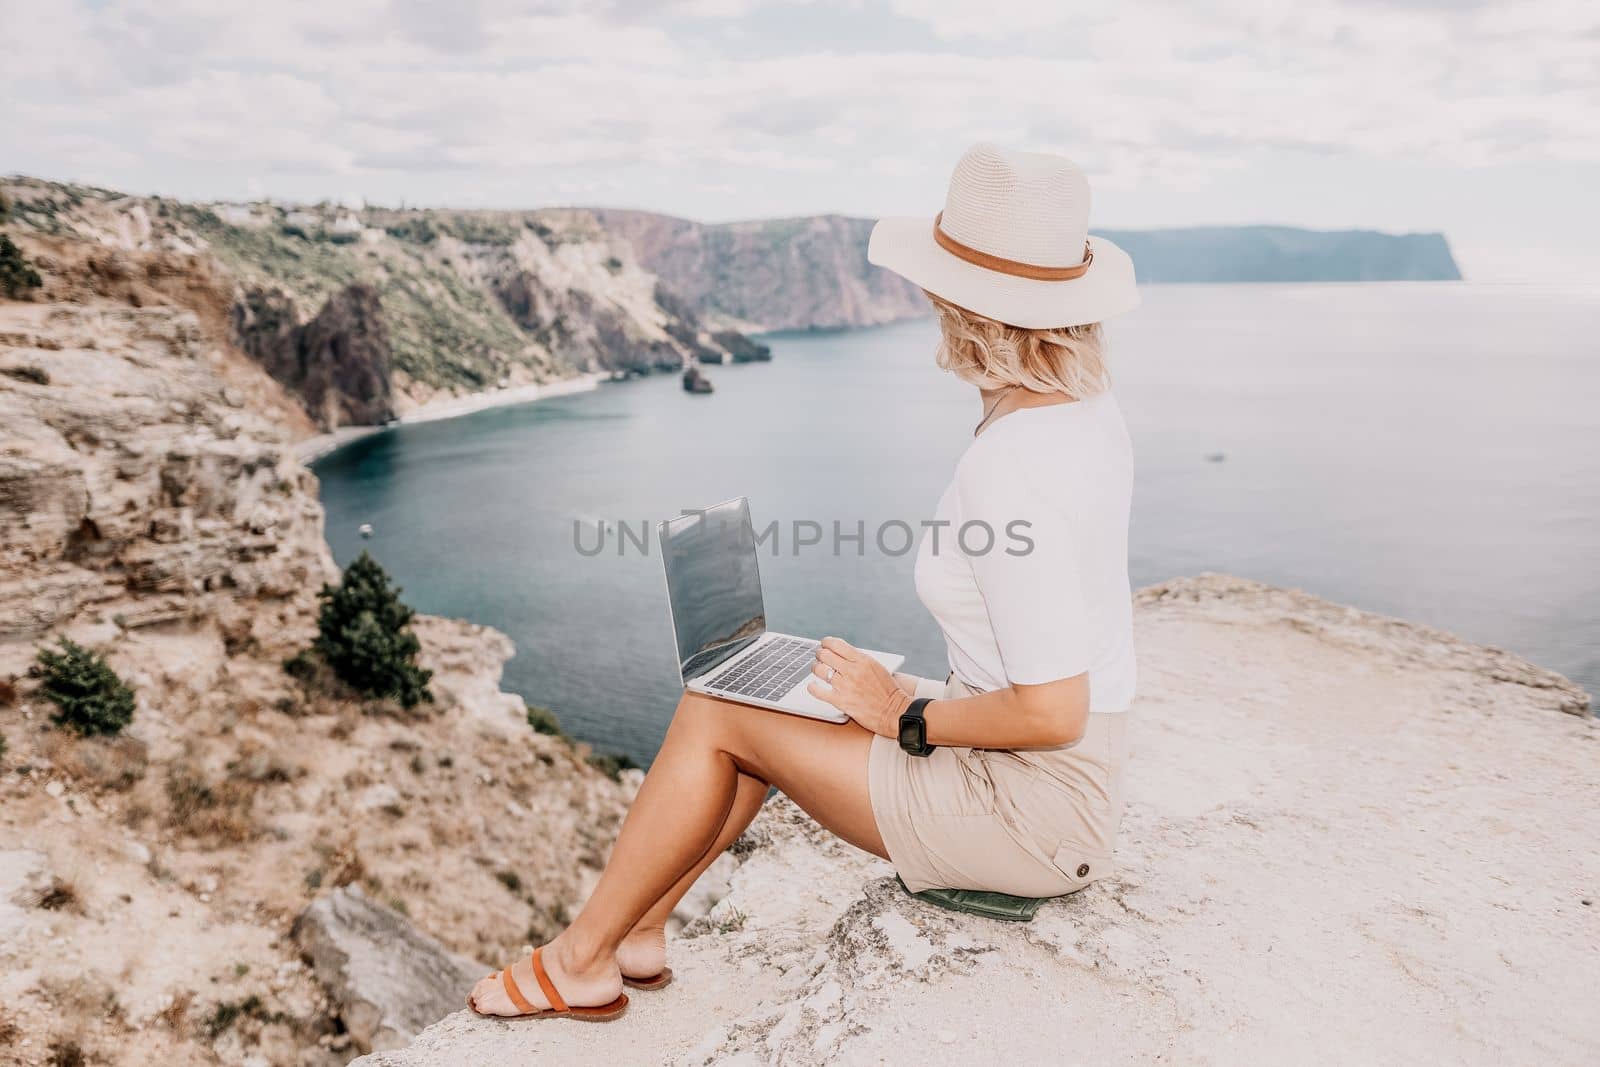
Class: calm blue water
316,284,1600,763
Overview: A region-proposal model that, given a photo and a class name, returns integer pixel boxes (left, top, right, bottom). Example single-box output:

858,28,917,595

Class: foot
467,932,623,1017
617,924,667,981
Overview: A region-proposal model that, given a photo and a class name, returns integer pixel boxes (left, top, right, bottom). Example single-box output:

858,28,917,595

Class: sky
5,0,1599,282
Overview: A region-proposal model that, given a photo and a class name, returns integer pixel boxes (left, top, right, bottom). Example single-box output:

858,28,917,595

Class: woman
468,142,1140,1020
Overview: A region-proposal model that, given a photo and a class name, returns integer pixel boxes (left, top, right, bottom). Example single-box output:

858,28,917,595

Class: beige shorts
868,674,1128,896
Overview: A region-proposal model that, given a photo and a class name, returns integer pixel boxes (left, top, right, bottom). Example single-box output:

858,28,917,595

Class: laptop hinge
683,633,763,683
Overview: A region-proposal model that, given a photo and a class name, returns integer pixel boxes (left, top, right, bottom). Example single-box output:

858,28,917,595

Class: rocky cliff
595,211,1464,331
1099,225,1463,283
590,209,928,332
0,179,764,432
3,179,1466,433
0,266,638,1064
233,283,397,430
0,296,324,640
359,576,1595,1067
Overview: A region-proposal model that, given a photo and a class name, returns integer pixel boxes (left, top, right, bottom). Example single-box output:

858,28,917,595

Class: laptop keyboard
704,636,820,701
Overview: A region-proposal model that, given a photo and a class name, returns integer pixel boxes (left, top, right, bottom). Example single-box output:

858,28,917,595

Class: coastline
293,372,608,464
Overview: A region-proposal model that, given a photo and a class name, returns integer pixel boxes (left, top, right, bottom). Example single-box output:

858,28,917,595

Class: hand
807,637,910,737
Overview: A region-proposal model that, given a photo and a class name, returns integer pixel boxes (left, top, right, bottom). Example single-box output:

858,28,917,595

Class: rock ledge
357,576,1598,1066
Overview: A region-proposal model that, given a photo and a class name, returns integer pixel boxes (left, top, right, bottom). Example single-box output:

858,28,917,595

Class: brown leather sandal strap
500,967,536,1015
529,947,567,1013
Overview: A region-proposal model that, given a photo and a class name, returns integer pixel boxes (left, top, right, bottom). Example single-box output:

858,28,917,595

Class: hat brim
868,217,1139,329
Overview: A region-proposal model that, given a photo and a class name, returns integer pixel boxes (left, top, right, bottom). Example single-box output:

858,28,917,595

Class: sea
314,283,1600,765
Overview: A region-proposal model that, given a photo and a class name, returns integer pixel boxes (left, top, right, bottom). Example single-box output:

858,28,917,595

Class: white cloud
3,0,1597,276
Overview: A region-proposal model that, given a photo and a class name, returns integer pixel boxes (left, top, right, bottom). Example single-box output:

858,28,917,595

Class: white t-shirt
913,391,1136,713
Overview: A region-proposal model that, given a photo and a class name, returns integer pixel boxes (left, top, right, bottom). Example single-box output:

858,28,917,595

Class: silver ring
826,665,837,682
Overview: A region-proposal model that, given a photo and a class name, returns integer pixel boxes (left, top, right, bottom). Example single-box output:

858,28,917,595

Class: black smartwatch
898,698,935,757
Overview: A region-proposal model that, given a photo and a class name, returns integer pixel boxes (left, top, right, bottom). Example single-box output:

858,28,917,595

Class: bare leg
616,770,766,978
469,691,884,1014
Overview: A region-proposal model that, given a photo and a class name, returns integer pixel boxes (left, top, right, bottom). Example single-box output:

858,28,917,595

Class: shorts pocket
1049,841,1112,894
918,749,997,817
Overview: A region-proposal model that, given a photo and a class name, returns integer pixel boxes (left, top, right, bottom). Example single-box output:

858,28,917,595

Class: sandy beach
294,372,608,463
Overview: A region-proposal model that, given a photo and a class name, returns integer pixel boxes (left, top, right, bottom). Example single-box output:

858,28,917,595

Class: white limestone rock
293,885,488,1054
354,576,1597,1067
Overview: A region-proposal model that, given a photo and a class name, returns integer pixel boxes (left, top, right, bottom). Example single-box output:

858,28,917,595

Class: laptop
659,498,904,722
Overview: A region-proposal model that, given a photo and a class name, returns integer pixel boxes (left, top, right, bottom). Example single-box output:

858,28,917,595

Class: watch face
899,719,922,749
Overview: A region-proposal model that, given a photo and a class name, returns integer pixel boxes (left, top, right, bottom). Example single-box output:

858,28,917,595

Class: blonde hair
927,293,1109,399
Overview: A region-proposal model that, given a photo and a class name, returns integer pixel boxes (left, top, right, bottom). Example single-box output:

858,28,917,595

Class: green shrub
304,551,433,708
282,649,319,682
384,218,437,244
0,235,43,298
525,703,563,737
203,994,284,1037
444,216,516,245
35,638,136,736
586,750,639,782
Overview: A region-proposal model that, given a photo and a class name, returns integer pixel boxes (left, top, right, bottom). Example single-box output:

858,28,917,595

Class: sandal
622,967,673,991
467,946,629,1021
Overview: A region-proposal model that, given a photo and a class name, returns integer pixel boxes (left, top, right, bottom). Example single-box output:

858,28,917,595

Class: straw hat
868,143,1138,329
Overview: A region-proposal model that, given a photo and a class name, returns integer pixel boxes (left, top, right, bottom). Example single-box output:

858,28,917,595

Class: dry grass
225,738,300,784
39,731,149,792
48,1040,87,1067
37,876,82,914
163,765,258,844
309,838,365,891
123,799,153,829
38,973,118,1024
341,767,374,791
158,990,195,1036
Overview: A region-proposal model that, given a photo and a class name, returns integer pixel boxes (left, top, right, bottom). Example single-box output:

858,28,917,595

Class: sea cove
314,282,1600,764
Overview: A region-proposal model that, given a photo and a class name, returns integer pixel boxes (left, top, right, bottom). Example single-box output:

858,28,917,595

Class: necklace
974,386,1018,437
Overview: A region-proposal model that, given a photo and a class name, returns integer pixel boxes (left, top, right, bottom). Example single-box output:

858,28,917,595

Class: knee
670,690,736,735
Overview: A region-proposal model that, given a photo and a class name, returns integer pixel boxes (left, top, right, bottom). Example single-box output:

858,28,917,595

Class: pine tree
36,637,137,736
309,551,433,708
0,235,42,298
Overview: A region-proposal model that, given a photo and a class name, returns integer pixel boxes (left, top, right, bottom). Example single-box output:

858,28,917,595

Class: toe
469,972,508,1016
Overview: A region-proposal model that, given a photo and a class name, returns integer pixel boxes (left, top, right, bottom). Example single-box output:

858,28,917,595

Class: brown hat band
932,212,1094,281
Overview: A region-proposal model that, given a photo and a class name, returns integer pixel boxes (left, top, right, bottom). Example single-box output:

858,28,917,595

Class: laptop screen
660,498,766,681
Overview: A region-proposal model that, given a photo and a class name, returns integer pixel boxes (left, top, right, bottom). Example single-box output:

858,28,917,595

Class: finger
819,636,860,660
806,681,844,708
815,648,849,671
809,661,836,682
